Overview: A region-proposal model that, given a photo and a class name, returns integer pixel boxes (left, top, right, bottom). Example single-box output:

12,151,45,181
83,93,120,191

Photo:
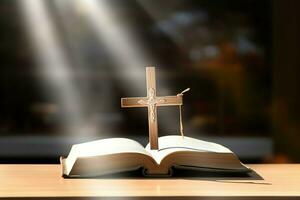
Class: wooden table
0,164,299,199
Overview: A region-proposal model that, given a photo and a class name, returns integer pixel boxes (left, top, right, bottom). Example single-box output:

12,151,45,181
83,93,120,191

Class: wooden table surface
0,164,299,199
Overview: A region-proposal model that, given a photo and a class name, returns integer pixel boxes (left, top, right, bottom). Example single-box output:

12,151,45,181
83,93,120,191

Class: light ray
75,0,157,95
18,0,87,135
78,0,180,135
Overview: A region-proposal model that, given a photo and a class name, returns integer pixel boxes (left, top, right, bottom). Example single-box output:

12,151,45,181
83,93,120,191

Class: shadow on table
75,167,267,184
172,168,270,185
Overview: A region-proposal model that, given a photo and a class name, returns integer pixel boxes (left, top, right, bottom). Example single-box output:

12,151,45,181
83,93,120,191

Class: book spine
142,167,173,177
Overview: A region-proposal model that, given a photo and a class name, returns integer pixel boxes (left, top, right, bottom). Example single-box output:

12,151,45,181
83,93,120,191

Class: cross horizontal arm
121,97,148,108
156,95,183,106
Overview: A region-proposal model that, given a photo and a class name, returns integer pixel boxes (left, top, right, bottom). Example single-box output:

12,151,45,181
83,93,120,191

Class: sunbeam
75,0,157,95
18,0,87,135
78,0,181,135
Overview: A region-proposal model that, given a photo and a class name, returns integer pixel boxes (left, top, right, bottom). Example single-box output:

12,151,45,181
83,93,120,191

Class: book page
145,135,232,164
66,138,150,172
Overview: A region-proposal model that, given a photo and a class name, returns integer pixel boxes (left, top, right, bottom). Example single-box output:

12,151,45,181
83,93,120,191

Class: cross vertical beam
146,67,158,149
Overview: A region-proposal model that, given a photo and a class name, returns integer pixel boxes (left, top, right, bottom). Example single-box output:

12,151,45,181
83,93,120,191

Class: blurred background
0,0,299,164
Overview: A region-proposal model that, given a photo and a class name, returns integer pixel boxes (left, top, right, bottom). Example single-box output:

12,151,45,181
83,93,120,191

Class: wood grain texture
121,97,148,107
0,164,299,198
157,96,183,106
146,66,158,149
148,105,158,150
146,67,156,96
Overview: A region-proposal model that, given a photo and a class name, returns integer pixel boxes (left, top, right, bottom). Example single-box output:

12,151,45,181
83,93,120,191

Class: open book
61,135,250,177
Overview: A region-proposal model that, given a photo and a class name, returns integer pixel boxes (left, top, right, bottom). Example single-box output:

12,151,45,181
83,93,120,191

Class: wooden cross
121,66,183,150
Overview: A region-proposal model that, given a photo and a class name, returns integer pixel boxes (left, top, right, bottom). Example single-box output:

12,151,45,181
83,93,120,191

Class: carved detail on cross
137,88,166,122
121,66,183,150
